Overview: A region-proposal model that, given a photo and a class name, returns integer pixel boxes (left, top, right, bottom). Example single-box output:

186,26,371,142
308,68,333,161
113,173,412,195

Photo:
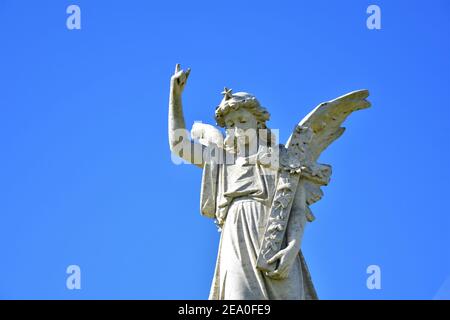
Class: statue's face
223,108,259,148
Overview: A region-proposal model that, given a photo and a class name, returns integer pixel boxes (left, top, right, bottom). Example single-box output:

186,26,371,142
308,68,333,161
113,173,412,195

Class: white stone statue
168,64,371,300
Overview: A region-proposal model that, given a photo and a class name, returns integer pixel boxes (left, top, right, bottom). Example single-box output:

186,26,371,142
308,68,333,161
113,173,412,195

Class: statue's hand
171,63,191,97
265,242,298,280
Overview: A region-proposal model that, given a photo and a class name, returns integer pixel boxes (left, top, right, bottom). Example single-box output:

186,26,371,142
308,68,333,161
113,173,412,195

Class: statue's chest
225,162,259,194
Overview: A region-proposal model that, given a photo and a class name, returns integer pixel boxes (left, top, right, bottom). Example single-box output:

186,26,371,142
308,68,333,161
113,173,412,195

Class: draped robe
200,147,318,300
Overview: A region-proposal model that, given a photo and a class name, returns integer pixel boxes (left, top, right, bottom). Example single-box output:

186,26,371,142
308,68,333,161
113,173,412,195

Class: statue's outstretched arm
168,64,205,168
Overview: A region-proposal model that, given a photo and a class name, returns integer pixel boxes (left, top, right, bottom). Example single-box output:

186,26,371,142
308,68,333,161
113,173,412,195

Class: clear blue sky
0,0,449,299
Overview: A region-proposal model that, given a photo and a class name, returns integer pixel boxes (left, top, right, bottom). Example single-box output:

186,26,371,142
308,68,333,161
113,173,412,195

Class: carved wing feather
191,122,224,148
294,89,371,161
287,89,371,221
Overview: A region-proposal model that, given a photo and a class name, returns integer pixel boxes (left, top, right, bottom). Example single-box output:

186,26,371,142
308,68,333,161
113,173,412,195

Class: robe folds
200,147,318,300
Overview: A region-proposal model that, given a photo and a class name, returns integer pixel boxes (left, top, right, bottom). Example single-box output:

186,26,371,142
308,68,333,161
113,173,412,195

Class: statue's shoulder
256,143,305,172
277,140,304,173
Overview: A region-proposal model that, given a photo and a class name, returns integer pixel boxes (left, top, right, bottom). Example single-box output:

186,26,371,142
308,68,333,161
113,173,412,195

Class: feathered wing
191,122,224,148
287,89,371,221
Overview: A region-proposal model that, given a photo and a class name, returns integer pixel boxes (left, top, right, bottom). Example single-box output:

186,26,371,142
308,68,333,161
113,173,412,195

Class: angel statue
168,64,371,300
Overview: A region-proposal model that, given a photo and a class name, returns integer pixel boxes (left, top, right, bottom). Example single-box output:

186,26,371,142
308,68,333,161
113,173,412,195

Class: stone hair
214,92,270,128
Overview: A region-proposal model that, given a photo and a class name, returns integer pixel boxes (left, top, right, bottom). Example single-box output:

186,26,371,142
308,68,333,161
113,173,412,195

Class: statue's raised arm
168,64,206,168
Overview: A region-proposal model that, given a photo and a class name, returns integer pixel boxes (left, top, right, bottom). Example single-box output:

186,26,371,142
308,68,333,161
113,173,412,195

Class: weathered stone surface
168,64,371,300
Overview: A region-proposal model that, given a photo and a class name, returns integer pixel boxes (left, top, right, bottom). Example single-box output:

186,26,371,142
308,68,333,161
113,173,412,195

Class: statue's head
215,89,273,151
215,89,270,129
